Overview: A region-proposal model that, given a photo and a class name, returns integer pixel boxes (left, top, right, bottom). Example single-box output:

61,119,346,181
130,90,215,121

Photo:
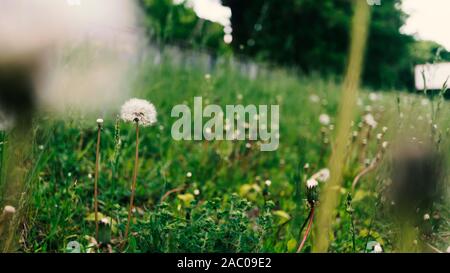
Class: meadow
0,50,448,253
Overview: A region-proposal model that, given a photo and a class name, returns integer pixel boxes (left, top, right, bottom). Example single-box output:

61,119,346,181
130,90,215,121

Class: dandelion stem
94,123,101,242
297,206,315,253
125,121,140,241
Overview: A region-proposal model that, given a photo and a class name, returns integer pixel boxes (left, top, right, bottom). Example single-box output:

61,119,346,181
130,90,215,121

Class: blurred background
138,0,450,91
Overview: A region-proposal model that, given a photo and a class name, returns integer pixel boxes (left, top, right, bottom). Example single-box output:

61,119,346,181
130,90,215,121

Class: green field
0,52,448,253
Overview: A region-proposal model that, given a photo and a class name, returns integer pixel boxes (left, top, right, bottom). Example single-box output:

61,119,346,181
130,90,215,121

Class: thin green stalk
125,121,140,241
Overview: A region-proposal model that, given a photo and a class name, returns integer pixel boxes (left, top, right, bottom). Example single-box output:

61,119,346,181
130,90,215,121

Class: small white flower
373,243,383,253
194,189,200,195
38,145,45,150
88,173,93,179
306,178,318,189
186,172,192,178
423,213,430,221
382,126,388,133
264,180,272,187
120,98,157,127
204,74,211,80
304,163,310,169
319,114,331,125
376,133,383,140
237,94,243,100
312,168,330,182
363,113,377,128
382,141,389,149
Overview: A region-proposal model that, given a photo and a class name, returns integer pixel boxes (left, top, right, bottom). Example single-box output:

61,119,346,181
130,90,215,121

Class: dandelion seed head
363,113,377,128
319,114,330,125
120,98,157,127
306,178,318,189
373,243,383,253
96,118,104,125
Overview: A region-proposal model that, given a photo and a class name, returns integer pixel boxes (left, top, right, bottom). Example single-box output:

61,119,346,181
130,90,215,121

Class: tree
222,0,416,89
139,0,229,52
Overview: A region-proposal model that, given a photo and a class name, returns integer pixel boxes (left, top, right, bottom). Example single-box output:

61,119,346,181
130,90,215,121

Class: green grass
1,52,449,253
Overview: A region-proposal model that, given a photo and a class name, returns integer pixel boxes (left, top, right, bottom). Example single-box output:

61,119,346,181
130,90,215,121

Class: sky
401,0,450,50
181,0,450,50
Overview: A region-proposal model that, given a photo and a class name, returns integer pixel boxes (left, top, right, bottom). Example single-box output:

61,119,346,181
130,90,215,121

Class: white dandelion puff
96,118,104,125
319,114,331,126
363,113,377,128
120,98,157,127
306,178,318,189
373,243,383,253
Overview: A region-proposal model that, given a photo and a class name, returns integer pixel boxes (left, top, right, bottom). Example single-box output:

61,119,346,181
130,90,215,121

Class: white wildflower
120,98,157,127
382,141,389,149
204,74,211,80
186,172,192,178
194,189,200,196
96,118,104,125
306,178,318,189
373,243,383,253
265,180,272,187
319,114,331,125
423,213,430,221
363,113,377,128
